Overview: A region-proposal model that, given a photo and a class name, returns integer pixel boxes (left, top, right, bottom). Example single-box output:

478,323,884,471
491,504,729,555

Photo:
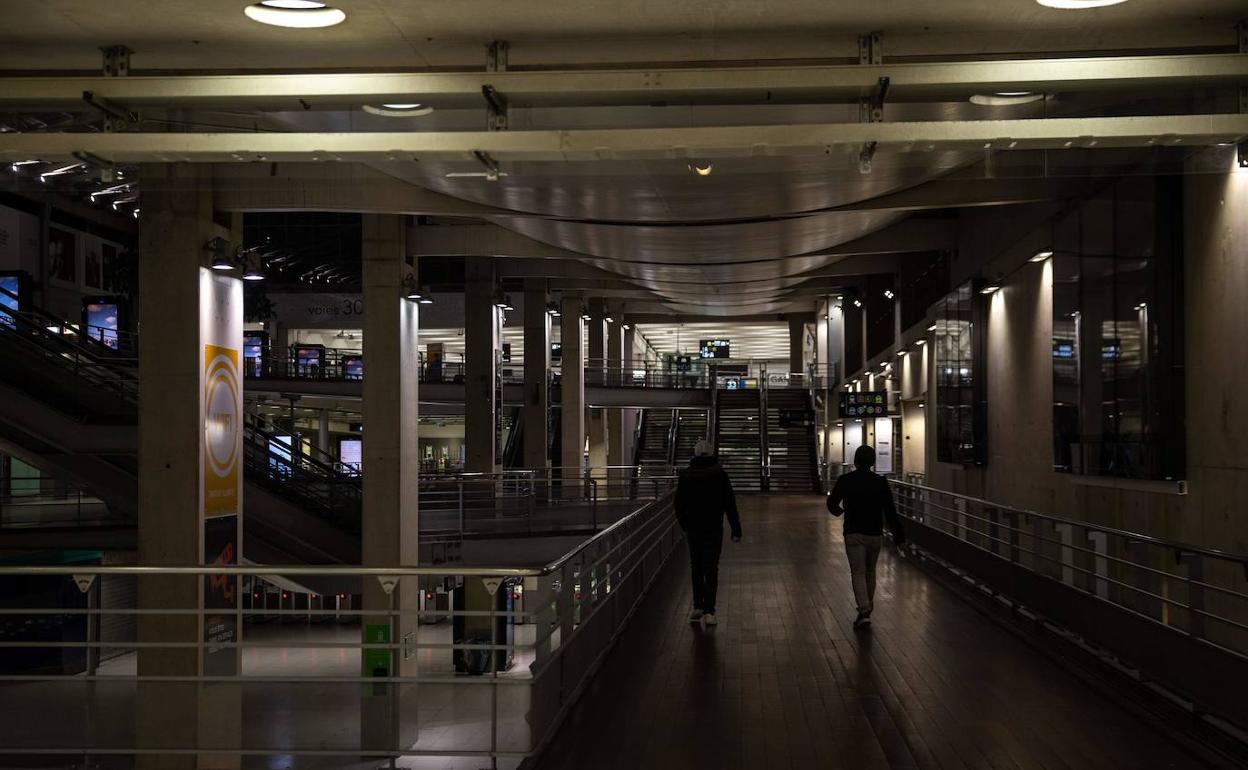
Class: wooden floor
533,495,1214,770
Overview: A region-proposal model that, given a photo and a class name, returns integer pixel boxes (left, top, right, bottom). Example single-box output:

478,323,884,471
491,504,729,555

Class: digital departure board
699,339,730,359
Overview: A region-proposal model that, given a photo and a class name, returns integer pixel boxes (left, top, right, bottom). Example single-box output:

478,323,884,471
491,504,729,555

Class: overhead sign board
839,390,888,418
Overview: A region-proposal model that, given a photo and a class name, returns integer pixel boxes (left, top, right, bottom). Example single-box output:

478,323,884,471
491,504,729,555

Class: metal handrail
0,490,675,579
894,481,1248,566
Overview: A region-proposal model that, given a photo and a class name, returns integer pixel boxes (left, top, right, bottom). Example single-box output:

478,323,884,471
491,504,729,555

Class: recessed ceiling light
1036,0,1129,8
688,161,714,177
362,103,434,118
970,92,1045,106
244,0,346,28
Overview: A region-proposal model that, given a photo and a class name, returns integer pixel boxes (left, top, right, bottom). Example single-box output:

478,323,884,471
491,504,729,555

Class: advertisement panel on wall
874,416,894,474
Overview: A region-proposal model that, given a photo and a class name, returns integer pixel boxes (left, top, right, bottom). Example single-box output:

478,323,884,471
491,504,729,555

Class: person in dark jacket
827,444,904,629
675,439,742,626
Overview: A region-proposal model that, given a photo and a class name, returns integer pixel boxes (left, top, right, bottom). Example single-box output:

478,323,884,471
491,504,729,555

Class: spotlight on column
604,315,614,324
883,289,894,299
501,294,515,312
546,302,561,317
402,274,423,301
580,308,592,321
1030,249,1054,263
980,283,1001,295
622,323,631,331
1239,141,1248,169
204,237,237,272
418,287,434,305
852,298,862,308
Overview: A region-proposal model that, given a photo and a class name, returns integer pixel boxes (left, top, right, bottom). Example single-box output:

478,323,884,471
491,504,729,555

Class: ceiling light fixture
883,289,895,299
980,283,1001,295
362,103,434,118
1036,0,1129,8
688,161,714,177
1030,249,1054,263
244,0,346,28
211,253,235,272
970,92,1046,106
927,323,937,332
852,299,862,308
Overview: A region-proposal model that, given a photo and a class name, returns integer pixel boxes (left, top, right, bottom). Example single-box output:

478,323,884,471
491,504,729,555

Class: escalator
764,389,821,493
634,409,674,474
714,390,763,492
672,409,708,467
0,295,361,564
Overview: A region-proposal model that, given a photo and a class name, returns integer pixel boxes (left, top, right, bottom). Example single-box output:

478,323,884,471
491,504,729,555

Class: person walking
675,438,742,626
827,444,905,629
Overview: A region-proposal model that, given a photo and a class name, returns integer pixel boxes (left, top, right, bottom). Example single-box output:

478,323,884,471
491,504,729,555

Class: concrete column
586,300,608,469
560,297,585,482
317,409,331,457
607,314,626,474
360,214,420,751
788,314,806,376
136,164,242,767
522,279,551,469
464,257,499,473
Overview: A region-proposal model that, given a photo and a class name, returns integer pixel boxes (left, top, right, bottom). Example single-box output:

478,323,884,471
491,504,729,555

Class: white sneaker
703,613,717,626
689,609,704,622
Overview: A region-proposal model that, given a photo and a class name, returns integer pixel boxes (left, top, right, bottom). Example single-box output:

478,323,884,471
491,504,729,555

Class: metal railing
890,480,1248,732
0,475,114,529
0,491,681,767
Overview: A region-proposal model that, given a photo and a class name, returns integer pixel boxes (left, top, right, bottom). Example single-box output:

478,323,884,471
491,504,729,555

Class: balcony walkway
533,495,1221,770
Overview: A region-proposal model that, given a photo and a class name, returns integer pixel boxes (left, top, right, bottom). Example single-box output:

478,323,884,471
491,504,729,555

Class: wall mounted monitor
550,342,562,362
699,339,730,359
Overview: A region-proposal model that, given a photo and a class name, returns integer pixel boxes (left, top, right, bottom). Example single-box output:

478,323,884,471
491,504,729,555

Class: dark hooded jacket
675,455,742,538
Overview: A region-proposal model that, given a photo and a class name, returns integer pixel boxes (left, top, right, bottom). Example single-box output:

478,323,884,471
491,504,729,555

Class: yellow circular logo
205,354,240,477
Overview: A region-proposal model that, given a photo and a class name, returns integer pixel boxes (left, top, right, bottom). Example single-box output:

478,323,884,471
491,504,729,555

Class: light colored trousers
844,533,883,612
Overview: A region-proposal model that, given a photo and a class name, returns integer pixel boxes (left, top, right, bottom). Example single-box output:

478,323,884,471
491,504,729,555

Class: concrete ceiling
1,0,1243,71
1,2,1243,317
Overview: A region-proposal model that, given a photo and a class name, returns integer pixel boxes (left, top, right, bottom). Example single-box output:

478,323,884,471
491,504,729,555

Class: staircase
635,409,674,474
714,390,762,492
764,388,821,493
672,410,708,467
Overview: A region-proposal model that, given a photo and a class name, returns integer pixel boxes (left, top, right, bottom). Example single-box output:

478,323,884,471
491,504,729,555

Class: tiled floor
533,494,1218,770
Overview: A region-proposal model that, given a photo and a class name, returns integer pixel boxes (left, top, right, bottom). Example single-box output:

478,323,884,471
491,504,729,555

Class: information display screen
295,345,324,377
699,339,731,359
0,273,23,330
339,438,362,475
243,333,266,377
550,342,562,362
341,355,363,380
839,391,888,418
83,300,120,350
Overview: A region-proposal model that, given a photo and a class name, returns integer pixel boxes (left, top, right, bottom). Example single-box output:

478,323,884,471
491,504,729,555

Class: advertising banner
200,269,243,675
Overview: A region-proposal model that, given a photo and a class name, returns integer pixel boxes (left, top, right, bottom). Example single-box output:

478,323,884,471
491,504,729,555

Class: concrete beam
3,114,1246,164
1,53,1243,110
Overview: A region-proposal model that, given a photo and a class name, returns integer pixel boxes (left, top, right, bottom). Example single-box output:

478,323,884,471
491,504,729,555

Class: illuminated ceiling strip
0,53,1243,109
1,114,1245,163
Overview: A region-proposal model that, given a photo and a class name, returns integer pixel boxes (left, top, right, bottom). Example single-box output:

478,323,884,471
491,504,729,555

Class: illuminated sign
699,339,730,359
839,391,888,417
339,438,362,475
203,344,242,516
1052,339,1075,359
